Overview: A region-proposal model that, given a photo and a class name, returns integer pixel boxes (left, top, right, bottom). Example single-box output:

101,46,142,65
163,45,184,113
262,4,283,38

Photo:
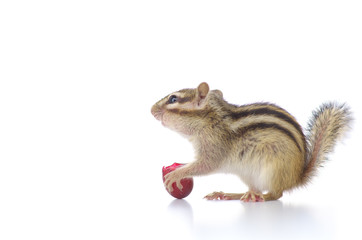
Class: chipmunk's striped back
214,102,306,155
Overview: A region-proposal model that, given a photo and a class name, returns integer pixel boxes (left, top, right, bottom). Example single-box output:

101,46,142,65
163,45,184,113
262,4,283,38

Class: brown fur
151,83,351,202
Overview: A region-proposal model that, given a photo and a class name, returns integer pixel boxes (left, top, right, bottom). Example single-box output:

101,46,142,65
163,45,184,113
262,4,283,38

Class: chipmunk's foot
240,191,265,202
204,191,245,200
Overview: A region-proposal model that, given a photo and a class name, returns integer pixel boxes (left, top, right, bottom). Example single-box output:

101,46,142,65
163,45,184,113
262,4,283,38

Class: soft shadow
193,200,335,240
166,199,194,229
239,201,335,239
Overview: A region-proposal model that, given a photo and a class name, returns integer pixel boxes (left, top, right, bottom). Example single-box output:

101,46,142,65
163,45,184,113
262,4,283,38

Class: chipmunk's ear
196,82,209,106
197,82,209,99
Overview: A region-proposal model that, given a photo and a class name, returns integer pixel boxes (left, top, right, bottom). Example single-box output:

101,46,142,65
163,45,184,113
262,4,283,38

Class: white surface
1,1,361,239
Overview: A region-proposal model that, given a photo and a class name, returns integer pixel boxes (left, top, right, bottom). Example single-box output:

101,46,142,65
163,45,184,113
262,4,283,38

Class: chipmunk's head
151,82,223,136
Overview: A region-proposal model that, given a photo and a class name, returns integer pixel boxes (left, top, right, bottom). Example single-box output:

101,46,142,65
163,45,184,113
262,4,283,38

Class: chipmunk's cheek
162,115,181,133
161,113,171,127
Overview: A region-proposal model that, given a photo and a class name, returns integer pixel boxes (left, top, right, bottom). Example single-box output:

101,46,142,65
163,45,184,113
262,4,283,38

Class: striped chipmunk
151,82,352,202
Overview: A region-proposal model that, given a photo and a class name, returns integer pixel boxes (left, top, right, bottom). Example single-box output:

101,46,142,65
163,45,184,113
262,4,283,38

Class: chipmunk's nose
151,104,162,121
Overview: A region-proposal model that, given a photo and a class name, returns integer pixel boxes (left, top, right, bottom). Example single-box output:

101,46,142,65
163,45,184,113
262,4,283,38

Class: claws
240,191,265,202
204,191,265,202
204,191,231,200
204,191,244,200
164,171,183,192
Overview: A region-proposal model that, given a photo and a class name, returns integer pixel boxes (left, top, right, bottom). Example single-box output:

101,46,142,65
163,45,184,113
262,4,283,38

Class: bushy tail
301,103,352,185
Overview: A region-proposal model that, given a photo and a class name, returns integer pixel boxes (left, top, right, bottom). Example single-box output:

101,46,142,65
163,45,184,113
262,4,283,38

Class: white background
0,1,361,239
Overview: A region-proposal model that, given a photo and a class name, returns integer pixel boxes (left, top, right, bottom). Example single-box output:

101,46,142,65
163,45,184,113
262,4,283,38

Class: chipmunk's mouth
151,105,163,121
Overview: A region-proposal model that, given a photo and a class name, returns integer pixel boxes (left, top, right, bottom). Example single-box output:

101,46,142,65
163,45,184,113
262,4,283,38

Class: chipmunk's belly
224,157,273,192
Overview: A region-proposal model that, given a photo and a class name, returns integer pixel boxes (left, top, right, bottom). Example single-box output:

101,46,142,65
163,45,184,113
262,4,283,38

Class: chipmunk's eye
168,95,178,104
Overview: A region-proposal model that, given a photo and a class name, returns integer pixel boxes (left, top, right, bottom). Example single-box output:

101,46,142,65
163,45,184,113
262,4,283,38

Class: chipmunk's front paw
164,170,183,193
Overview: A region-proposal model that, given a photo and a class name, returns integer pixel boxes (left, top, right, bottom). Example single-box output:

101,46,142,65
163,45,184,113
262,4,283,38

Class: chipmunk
151,82,351,202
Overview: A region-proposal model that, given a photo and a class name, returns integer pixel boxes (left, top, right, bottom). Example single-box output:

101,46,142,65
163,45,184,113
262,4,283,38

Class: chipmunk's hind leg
263,191,283,201
204,191,245,200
